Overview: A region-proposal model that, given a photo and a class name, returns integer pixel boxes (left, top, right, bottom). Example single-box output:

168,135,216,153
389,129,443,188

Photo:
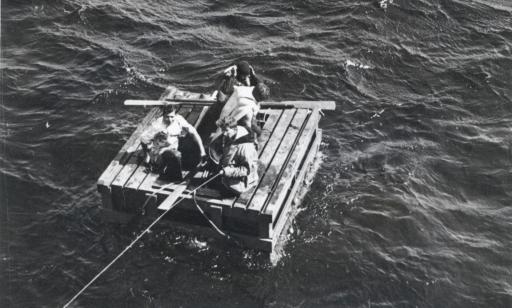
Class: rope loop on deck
63,173,221,308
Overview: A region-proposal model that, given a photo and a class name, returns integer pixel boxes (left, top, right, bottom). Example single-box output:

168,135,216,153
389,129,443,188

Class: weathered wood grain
271,129,321,245
183,105,204,126
97,107,161,208
157,185,188,210
110,143,143,210
264,110,319,220
194,106,209,129
235,109,296,208
261,101,335,110
125,99,336,111
247,109,309,213
255,110,285,155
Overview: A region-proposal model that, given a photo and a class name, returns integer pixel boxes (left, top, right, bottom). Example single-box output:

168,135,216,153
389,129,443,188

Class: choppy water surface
2,0,512,307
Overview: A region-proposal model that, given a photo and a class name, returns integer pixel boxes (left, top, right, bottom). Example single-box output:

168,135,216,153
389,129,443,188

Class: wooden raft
97,87,332,252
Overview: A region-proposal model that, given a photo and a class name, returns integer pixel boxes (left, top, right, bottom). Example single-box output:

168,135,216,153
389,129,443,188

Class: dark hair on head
162,104,177,116
236,61,251,76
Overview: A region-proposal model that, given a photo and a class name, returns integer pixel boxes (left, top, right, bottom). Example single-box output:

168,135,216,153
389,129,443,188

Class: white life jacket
219,85,259,124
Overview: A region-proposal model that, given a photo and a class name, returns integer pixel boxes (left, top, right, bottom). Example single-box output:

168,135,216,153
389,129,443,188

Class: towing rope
192,189,243,248
63,173,221,308
192,189,227,237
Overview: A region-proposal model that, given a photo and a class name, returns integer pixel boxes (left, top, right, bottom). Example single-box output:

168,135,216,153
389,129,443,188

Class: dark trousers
159,136,201,181
159,149,183,181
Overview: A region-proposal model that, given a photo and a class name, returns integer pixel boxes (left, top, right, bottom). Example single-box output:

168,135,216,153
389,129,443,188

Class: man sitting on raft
140,106,207,181
213,116,259,196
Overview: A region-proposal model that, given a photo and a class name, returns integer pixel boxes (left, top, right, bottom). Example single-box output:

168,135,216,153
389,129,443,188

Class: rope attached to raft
63,173,222,308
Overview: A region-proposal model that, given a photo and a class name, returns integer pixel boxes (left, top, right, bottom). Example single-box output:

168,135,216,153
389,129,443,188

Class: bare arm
249,68,269,101
181,122,206,157
189,126,206,157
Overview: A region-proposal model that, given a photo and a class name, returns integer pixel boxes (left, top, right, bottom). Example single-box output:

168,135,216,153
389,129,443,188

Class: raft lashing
97,86,335,254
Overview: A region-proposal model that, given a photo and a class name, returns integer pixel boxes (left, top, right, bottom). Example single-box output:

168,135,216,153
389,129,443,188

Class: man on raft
140,105,207,181
215,61,270,137
214,116,259,196
209,61,269,194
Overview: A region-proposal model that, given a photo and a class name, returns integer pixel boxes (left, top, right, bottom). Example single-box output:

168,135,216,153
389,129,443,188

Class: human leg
160,149,183,181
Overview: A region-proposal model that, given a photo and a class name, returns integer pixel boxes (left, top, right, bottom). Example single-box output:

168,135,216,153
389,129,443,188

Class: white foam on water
379,0,394,9
345,59,371,70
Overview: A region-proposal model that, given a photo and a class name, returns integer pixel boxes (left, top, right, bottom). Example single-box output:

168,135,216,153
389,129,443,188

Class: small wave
345,59,371,69
379,0,394,9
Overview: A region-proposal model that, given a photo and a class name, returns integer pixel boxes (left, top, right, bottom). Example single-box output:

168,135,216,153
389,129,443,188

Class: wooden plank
246,109,309,213
124,99,214,107
261,101,335,110
97,107,161,208
123,171,151,212
235,109,296,208
194,106,209,129
110,143,143,210
138,172,161,194
227,109,285,221
256,110,284,155
125,100,335,110
97,107,160,187
233,110,295,208
158,185,188,210
272,129,321,247
124,87,216,106
264,110,320,220
178,105,193,118
184,105,203,128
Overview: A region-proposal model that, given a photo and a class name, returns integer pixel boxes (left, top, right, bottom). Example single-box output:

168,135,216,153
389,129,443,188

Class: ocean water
1,0,512,307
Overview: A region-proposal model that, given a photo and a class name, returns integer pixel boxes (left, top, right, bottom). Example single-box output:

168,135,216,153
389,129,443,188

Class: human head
162,105,178,123
216,116,238,139
236,61,251,79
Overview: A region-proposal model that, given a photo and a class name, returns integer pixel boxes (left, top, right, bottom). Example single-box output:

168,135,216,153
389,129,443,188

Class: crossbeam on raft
124,99,336,110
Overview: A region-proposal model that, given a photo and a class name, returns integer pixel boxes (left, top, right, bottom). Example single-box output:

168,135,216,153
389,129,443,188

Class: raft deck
97,87,333,252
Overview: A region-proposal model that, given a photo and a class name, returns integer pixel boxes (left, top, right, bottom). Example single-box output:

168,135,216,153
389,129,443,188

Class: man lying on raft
140,105,207,181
